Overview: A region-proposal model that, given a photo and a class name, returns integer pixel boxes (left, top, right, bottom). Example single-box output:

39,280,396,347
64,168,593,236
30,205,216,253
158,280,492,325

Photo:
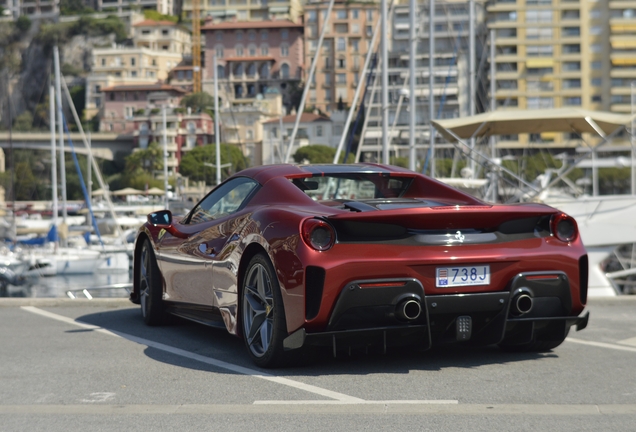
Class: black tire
241,253,290,368
138,238,165,326
499,328,570,353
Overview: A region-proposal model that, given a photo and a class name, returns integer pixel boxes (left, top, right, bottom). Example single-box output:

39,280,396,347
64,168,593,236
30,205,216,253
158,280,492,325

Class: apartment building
86,21,189,119
201,19,304,109
96,0,173,15
99,83,186,133
303,0,380,113
262,113,332,163
132,19,192,54
488,0,609,148
219,88,283,166
358,0,482,163
181,0,302,22
132,108,214,176
0,0,58,17
609,2,636,114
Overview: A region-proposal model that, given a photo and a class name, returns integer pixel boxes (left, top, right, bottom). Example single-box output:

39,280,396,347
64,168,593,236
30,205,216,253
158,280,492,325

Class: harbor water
1,271,132,299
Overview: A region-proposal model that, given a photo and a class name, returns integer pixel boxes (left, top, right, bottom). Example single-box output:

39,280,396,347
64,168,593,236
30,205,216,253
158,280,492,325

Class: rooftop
202,19,303,31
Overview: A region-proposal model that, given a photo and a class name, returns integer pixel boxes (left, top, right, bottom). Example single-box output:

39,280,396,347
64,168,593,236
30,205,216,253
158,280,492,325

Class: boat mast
53,46,68,246
469,0,476,179
284,0,335,163
333,12,383,163
408,0,417,171
489,28,497,202
428,0,435,176
381,0,389,164
213,54,221,185
49,84,58,250
162,105,169,208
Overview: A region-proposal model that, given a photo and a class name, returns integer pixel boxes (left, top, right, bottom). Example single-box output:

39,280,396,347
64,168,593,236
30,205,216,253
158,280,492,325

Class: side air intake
305,266,325,320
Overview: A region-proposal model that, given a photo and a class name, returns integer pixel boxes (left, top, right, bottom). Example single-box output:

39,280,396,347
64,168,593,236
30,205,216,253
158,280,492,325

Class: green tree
13,111,34,131
293,144,344,164
16,15,31,33
124,142,164,175
60,0,94,15
180,92,215,115
143,10,179,23
179,144,248,183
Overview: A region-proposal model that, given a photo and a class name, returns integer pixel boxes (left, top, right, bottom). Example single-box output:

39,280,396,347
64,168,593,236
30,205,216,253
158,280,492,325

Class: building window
217,65,225,78
337,37,346,51
281,29,288,39
316,125,323,137
352,9,359,19
236,31,243,41
351,39,359,52
216,31,223,41
260,63,270,79
591,77,602,87
236,45,244,56
281,43,289,57
366,10,373,21
528,97,554,109
563,79,581,88
248,31,256,41
337,58,346,68
526,45,553,56
131,57,136,66
281,64,290,79
336,73,346,84
261,44,269,55
308,10,317,22
352,23,359,34
101,58,106,66
337,10,347,19
564,97,581,106
526,10,552,22
261,30,268,40
591,61,602,70
216,46,224,58
249,44,257,56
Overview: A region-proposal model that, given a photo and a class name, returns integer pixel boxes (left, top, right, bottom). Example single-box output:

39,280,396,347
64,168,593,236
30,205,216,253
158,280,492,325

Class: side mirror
148,210,173,227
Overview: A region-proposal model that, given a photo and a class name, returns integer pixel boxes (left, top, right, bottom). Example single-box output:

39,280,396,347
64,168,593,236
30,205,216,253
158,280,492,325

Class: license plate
436,265,490,287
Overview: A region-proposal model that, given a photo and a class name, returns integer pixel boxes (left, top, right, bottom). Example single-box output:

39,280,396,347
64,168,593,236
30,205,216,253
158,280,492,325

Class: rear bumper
284,273,589,352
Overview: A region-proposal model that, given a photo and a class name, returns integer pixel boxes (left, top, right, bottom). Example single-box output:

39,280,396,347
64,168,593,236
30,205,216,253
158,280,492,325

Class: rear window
291,175,412,200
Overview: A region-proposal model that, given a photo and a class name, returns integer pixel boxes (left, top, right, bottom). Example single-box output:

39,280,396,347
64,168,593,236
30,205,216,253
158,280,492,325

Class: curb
0,298,133,307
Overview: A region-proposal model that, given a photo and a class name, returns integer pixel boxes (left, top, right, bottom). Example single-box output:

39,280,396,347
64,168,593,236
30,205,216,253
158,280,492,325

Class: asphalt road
1,297,636,431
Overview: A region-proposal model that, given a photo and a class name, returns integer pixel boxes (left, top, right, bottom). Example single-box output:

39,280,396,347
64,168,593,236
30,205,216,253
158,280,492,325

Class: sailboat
23,46,130,277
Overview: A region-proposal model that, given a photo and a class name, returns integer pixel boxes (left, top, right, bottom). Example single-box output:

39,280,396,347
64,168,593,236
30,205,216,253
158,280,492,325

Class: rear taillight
301,219,336,251
550,213,578,242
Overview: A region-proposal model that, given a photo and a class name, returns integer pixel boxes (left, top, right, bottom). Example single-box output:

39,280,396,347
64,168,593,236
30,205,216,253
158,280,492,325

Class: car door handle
199,244,216,256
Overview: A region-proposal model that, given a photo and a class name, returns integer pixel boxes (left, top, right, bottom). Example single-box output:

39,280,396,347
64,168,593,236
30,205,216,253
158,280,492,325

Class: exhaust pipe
512,293,533,316
396,299,422,321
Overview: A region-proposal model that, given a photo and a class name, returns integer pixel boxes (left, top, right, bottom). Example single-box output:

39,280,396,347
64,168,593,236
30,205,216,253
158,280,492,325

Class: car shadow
76,307,557,378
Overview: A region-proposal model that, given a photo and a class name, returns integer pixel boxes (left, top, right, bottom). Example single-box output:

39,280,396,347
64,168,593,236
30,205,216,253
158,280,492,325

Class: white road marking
618,336,636,347
567,337,636,353
1,403,635,415
21,306,382,403
254,399,458,405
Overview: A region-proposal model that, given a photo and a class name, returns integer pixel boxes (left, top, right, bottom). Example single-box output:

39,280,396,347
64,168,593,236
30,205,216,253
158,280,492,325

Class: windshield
291,174,412,201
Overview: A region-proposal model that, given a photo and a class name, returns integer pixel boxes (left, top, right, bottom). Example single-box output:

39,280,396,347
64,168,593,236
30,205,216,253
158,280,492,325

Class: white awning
431,108,634,142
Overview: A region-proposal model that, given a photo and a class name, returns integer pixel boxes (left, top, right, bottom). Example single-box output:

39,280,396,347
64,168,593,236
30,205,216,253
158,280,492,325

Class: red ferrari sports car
132,163,589,367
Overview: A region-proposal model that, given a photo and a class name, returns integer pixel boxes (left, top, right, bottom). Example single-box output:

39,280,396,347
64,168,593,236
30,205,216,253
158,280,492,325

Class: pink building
201,19,304,109
100,84,187,133
132,110,215,175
